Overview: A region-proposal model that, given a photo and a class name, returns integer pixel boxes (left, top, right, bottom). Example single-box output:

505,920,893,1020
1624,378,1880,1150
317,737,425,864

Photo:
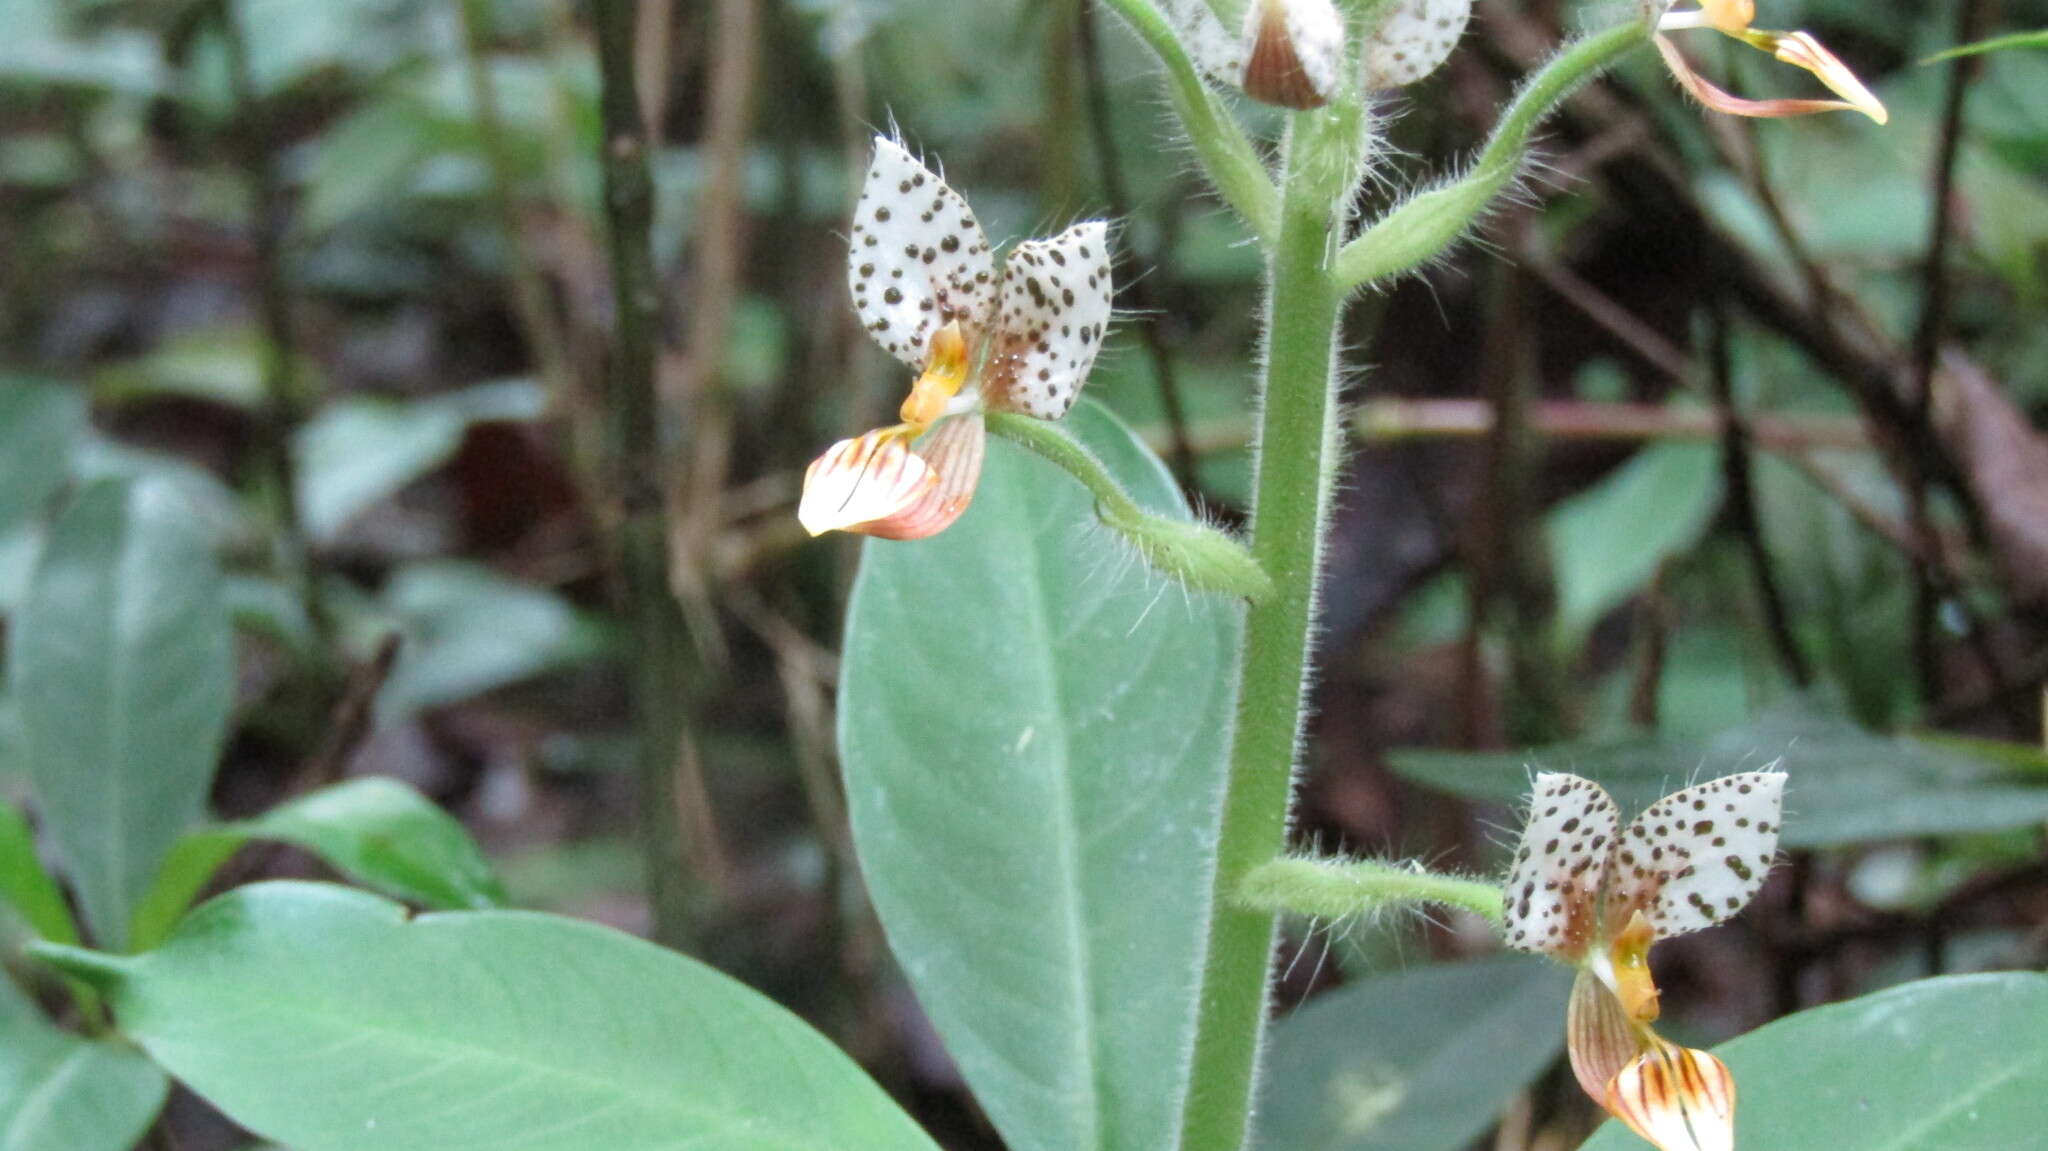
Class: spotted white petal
983,222,1113,421
1605,1037,1736,1151
1159,0,1250,87
1360,0,1473,89
1606,770,1786,941
1502,772,1620,958
848,138,996,369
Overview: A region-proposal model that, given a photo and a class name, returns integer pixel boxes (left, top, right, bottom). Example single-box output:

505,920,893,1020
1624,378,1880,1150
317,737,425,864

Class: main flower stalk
1177,115,1346,1151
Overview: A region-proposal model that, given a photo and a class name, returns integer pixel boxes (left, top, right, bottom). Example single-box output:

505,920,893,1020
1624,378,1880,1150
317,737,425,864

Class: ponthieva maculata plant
806,1,1883,1149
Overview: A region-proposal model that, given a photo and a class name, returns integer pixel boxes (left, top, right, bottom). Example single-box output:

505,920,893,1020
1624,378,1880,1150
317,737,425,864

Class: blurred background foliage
2,0,2046,1147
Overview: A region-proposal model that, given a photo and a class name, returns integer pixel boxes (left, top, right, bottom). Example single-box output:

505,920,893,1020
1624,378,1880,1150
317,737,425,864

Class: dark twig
1913,0,1993,410
1907,0,1995,712
1079,0,1199,489
1708,284,1811,687
219,1,329,643
1626,562,1671,729
296,633,404,789
594,0,704,949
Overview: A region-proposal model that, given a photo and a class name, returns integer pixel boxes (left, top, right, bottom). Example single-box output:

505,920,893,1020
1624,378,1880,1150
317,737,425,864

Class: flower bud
1241,0,1347,109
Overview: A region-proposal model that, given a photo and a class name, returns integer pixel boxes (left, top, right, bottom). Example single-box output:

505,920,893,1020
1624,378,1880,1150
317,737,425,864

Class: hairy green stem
1177,117,1344,1151
1237,855,1505,924
985,412,1272,600
1332,21,1648,291
1098,0,1279,240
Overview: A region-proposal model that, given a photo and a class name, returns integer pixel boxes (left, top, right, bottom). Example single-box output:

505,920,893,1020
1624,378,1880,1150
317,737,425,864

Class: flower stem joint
1503,769,1788,1151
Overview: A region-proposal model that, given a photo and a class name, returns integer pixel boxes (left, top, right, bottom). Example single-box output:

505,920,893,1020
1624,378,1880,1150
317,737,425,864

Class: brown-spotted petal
1605,769,1786,943
1361,0,1474,90
984,222,1113,421
1567,968,1646,1108
1605,1035,1737,1151
848,138,997,370
1500,773,1619,959
1158,0,1251,89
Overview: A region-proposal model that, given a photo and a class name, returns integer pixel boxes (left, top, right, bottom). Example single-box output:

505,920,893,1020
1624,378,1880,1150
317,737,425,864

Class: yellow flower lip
1654,1,1889,125
899,321,972,430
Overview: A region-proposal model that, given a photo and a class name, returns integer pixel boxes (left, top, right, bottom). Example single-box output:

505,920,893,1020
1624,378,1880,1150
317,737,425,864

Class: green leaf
1390,695,2048,848
0,972,167,1151
10,480,235,949
1923,29,2048,64
0,802,79,947
0,378,86,611
130,778,507,950
36,882,940,1151
1581,973,2048,1149
294,382,543,541
90,324,275,410
1253,957,1571,1151
1547,442,1722,643
839,400,1240,1151
0,379,82,540
371,561,612,724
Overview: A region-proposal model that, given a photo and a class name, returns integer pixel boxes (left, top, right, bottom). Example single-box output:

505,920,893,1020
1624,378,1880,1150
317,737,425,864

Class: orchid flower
1650,0,1888,123
1503,769,1788,1151
798,138,1112,540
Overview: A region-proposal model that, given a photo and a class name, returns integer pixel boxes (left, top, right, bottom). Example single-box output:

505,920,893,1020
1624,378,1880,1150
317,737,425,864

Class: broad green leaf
0,378,85,611
0,698,18,785
36,882,940,1151
0,972,167,1151
294,381,543,541
1253,956,1570,1151
71,437,250,550
90,324,275,410
0,802,79,947
1581,973,2048,1149
839,400,1241,1151
1547,442,1722,643
10,480,234,949
1390,695,2048,848
371,561,613,724
130,778,507,950
0,379,81,540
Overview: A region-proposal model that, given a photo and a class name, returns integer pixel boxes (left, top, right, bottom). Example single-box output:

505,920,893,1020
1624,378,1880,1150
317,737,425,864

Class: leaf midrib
0,1045,96,1149
1014,485,1104,1151
137,992,844,1150
1859,1031,2046,1151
